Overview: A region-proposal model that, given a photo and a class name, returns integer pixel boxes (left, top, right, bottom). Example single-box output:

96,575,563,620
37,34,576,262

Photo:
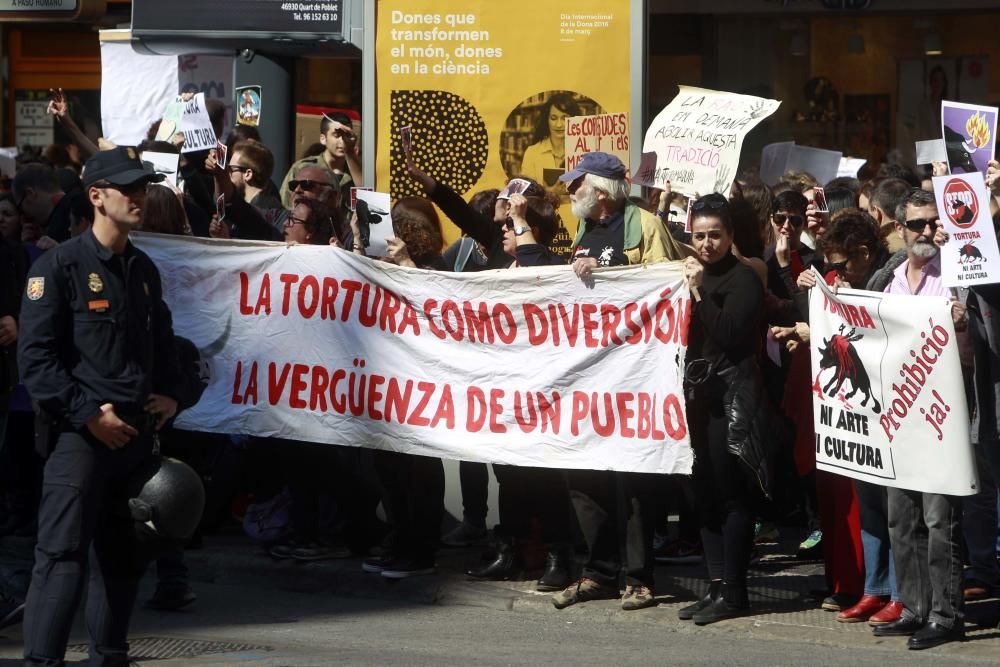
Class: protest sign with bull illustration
809,274,976,496
932,172,1000,288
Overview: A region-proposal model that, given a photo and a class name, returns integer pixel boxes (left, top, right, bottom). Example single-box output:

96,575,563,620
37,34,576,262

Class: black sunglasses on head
691,198,727,213
773,212,804,228
903,217,940,232
289,179,329,192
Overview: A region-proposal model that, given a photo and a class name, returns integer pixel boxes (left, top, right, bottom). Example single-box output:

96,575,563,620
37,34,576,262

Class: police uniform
17,147,182,666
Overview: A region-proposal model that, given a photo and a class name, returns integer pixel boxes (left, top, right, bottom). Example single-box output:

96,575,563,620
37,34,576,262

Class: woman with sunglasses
785,210,902,626
766,191,822,324
681,193,767,625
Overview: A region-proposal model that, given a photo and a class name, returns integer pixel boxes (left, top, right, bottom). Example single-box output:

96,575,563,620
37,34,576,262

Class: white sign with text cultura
809,276,976,496
932,172,1000,288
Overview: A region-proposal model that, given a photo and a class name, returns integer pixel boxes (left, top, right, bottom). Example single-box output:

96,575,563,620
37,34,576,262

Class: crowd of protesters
1,86,1000,660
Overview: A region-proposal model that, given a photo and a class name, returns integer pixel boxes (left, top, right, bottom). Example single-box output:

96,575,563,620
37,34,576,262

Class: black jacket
17,229,183,428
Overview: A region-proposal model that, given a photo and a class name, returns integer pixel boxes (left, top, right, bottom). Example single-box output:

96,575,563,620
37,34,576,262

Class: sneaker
552,577,619,609
145,583,197,611
797,529,823,558
441,521,488,548
821,593,858,612
0,595,25,631
269,542,296,559
290,542,352,561
621,585,657,611
362,554,394,574
380,557,436,579
653,539,703,564
753,521,779,544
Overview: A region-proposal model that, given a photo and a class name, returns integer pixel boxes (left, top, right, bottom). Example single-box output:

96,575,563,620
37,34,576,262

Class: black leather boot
536,549,572,592
467,540,522,580
692,581,750,625
678,579,722,620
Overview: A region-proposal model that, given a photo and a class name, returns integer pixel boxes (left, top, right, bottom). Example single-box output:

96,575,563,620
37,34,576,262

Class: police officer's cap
82,146,164,189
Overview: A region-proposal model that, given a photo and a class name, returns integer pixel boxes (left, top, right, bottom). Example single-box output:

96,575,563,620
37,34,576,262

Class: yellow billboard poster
375,1,631,252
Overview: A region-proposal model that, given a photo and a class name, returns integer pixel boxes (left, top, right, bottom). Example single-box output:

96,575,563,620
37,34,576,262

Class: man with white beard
561,151,686,279
550,152,688,612
873,187,969,650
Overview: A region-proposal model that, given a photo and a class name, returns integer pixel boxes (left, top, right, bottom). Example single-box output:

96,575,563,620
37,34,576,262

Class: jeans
887,488,963,629
566,469,659,589
854,480,897,599
962,443,1000,590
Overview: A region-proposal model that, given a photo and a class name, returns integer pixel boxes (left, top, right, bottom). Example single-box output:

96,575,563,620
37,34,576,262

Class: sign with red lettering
133,233,694,474
809,275,976,495
932,172,1000,287
564,112,629,175
637,86,780,197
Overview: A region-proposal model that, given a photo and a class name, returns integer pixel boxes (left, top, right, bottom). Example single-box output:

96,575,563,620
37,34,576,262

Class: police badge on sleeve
27,277,44,300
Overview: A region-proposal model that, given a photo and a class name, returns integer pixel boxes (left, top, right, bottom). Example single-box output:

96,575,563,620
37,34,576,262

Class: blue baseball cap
558,151,627,183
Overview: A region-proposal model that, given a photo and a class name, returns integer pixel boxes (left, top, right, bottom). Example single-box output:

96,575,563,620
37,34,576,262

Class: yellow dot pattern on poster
390,90,489,200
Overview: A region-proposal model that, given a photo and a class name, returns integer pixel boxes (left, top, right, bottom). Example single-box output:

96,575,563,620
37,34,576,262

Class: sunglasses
903,217,940,232
773,212,804,228
289,179,329,192
691,198,727,213
226,165,250,174
96,181,147,197
825,258,850,274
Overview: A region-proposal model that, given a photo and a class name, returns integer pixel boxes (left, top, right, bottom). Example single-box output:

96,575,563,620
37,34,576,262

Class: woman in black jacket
680,193,765,625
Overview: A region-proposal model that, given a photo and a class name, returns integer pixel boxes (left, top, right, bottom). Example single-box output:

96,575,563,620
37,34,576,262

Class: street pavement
1,529,999,664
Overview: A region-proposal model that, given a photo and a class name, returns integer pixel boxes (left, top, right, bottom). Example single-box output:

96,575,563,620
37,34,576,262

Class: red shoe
868,600,904,626
837,594,889,623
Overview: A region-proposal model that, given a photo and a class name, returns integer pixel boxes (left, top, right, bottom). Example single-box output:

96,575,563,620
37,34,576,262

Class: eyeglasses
283,215,307,228
289,179,329,192
904,217,940,232
773,212,804,228
226,165,249,174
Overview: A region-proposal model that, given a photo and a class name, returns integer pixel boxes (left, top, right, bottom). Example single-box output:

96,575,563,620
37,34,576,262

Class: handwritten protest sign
932,172,1000,287
177,92,217,154
134,234,694,475
638,86,780,196
809,276,976,495
941,100,998,176
564,112,629,173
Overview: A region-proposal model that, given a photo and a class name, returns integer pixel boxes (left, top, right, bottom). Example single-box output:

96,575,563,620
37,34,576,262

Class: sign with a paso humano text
638,86,780,197
932,172,1000,288
134,234,694,475
809,276,976,496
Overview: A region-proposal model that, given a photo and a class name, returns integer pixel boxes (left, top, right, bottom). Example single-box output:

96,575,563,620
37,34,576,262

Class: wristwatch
513,225,531,236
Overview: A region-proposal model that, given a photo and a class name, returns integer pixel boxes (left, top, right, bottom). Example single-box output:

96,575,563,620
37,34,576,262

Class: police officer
18,146,183,666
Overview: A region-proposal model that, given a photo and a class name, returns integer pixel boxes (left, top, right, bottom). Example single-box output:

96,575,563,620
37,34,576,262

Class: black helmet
127,456,205,545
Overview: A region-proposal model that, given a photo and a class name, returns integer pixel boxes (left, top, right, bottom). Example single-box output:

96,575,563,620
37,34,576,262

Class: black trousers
373,450,444,561
688,387,755,587
566,469,659,589
23,429,153,667
493,464,571,545
458,461,488,526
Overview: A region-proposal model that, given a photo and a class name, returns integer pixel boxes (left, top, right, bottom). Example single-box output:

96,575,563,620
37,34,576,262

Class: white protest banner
178,93,217,154
932,172,1000,287
809,276,976,496
565,112,630,173
134,234,694,474
639,86,780,196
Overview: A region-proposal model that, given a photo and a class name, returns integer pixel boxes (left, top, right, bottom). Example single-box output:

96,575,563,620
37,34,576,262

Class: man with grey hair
550,152,687,612
873,186,968,650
